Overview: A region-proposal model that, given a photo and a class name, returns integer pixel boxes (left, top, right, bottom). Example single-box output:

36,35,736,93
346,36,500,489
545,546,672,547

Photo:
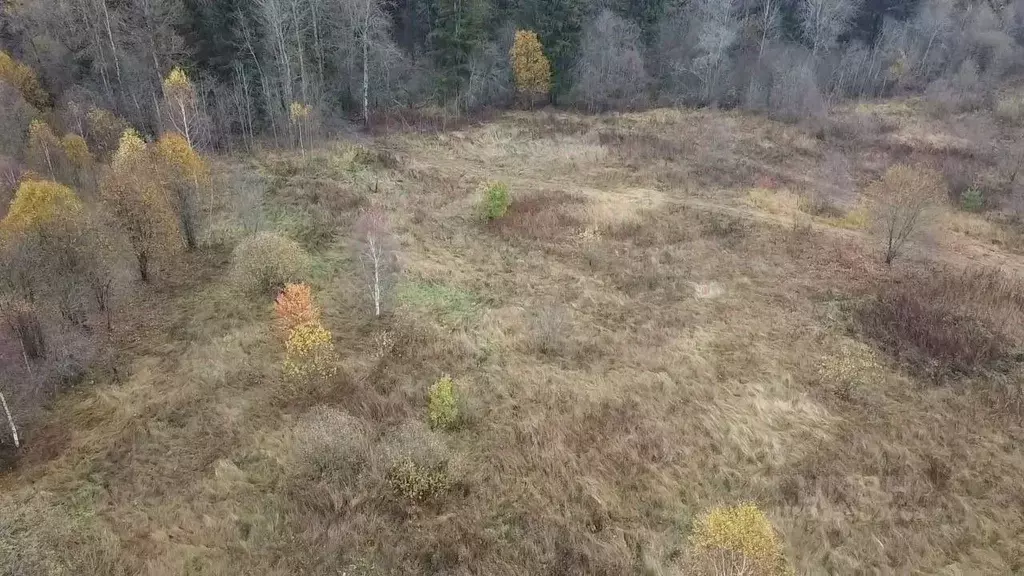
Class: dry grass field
3,100,1024,575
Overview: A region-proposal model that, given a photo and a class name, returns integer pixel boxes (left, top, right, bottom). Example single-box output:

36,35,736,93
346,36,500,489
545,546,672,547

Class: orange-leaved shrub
273,282,337,381
275,283,319,334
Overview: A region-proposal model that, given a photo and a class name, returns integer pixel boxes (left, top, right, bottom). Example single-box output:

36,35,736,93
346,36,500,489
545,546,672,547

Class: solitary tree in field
156,132,209,250
510,30,551,104
355,206,397,318
162,67,202,149
870,164,945,265
102,129,180,281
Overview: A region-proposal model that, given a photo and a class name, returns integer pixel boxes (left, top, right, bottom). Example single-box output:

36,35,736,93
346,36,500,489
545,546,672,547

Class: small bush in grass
384,422,457,503
690,503,792,576
960,187,984,212
230,231,311,297
294,406,369,480
482,182,510,220
427,375,461,431
819,342,880,401
283,321,338,381
275,283,319,334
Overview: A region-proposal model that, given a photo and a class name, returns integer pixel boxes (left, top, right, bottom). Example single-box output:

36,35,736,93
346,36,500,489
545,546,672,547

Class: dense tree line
2,0,1023,149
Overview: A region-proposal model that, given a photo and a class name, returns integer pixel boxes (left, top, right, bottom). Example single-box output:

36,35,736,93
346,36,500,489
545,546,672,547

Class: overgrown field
4,102,1024,574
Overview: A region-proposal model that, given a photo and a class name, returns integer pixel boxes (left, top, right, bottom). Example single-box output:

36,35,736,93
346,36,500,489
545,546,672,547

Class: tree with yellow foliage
61,133,94,190
0,51,48,109
162,67,205,149
85,107,128,163
26,120,63,180
509,30,551,105
101,129,180,281
155,132,209,250
0,178,115,329
1,179,82,235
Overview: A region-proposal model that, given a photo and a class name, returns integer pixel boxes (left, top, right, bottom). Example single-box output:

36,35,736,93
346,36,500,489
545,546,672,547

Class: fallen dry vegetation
3,102,1024,574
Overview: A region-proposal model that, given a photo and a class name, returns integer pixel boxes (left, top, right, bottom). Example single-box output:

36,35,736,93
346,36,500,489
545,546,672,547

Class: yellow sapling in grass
690,503,793,576
427,375,461,431
283,321,338,381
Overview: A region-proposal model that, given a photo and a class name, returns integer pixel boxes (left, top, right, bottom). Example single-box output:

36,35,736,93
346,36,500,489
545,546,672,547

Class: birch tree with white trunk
355,206,397,318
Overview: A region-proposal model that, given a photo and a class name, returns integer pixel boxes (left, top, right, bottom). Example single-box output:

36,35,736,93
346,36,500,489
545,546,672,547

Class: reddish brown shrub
858,267,1024,377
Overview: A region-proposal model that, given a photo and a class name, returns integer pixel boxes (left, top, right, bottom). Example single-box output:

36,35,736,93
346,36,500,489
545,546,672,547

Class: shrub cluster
230,232,311,297
293,406,369,481
858,267,1024,377
383,422,457,503
275,283,338,382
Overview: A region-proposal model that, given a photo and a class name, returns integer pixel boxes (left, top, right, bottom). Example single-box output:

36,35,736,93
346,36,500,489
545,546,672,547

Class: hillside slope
3,103,1024,575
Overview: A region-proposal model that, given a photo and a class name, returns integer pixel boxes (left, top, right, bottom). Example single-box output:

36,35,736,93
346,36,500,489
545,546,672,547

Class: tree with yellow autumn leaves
162,67,206,150
0,51,48,110
509,30,551,105
155,132,209,250
101,129,181,281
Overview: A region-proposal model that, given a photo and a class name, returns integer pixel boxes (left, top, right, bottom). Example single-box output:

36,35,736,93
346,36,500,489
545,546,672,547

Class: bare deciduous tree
800,0,862,58
573,10,648,112
355,206,396,318
869,165,946,265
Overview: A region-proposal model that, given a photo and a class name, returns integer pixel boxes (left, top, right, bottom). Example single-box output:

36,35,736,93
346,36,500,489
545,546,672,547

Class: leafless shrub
530,305,571,357
809,151,856,212
0,156,22,204
941,156,978,203
0,300,46,362
294,406,371,481
858,266,1024,377
355,206,398,318
995,92,1024,125
746,46,826,121
822,111,882,144
924,59,986,113
232,171,267,235
230,232,312,297
869,164,946,265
